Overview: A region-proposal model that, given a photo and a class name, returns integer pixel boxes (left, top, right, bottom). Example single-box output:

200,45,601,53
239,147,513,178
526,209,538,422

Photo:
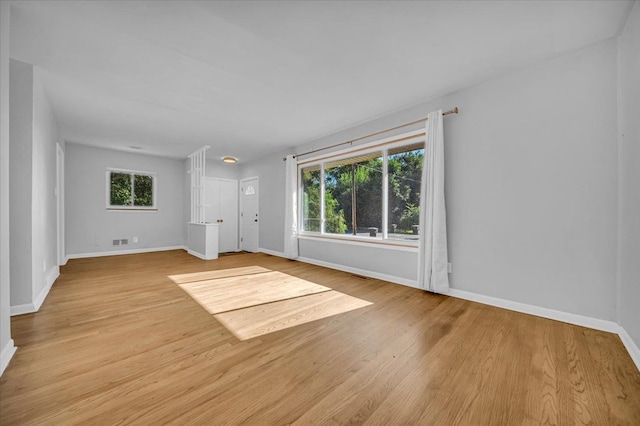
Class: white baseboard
296,256,420,289
35,266,59,311
10,302,35,316
446,288,620,334
258,247,286,258
11,265,60,316
259,248,419,288
186,249,218,261
262,251,639,370
0,339,17,376
59,246,640,373
618,326,640,371
66,245,187,260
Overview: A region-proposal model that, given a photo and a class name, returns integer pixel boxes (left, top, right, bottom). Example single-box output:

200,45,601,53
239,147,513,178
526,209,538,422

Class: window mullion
351,163,356,236
382,150,388,239
130,173,135,206
297,166,302,233
320,163,325,234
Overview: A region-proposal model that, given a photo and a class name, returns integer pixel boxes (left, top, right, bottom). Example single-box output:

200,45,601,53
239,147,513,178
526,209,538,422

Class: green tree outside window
299,141,424,240
109,171,155,208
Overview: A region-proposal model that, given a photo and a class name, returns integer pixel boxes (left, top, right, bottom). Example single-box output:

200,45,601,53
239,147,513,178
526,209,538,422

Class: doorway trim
239,176,259,252
56,143,65,266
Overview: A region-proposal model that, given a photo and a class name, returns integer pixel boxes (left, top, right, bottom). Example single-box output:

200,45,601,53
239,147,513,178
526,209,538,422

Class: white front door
205,178,238,253
240,177,259,252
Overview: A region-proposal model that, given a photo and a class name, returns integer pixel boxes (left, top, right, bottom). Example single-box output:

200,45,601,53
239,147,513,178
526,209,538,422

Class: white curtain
283,154,299,259
417,110,449,293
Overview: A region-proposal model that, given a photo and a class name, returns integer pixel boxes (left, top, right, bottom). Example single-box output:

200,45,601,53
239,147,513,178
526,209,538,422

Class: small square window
106,169,156,210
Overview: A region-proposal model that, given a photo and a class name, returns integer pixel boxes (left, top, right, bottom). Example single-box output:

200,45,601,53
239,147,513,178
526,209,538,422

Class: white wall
66,144,185,256
618,1,640,353
206,159,240,181
31,69,60,304
0,0,16,376
9,59,33,307
240,150,286,253
443,38,618,321
299,238,418,285
8,59,61,314
243,37,620,322
182,159,190,243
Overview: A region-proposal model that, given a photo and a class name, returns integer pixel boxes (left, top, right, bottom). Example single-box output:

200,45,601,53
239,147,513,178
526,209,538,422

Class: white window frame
298,129,425,248
106,167,157,211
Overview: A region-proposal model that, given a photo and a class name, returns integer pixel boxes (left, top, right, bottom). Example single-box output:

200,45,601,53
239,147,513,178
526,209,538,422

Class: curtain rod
283,107,458,161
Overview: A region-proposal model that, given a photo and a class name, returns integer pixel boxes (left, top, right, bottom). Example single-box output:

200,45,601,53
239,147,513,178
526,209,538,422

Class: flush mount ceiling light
222,156,237,164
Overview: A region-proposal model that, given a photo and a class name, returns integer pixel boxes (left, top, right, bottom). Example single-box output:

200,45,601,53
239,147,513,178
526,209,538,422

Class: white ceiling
8,0,633,162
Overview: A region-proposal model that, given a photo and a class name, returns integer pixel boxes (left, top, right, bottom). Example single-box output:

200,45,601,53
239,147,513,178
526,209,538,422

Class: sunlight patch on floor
170,266,372,340
168,266,270,284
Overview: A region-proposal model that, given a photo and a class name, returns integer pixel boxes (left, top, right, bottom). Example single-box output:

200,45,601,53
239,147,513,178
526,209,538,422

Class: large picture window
106,168,156,210
324,152,383,236
299,133,424,244
387,142,424,240
301,165,322,232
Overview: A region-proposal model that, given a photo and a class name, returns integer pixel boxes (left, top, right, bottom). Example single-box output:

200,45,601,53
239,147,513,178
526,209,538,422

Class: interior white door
204,178,219,223
205,178,238,253
218,180,238,253
240,177,259,252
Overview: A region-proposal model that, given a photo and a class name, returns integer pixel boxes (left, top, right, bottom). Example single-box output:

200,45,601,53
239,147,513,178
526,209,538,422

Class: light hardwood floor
1,250,639,425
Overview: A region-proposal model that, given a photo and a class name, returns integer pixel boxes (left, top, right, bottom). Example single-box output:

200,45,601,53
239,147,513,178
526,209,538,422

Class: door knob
254,219,258,222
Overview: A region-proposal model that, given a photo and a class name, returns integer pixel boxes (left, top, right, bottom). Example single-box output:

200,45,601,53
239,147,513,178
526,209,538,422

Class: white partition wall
187,147,219,260
188,146,209,224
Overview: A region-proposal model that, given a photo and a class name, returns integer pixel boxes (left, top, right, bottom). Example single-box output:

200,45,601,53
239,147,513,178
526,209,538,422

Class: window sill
106,208,158,212
297,233,418,252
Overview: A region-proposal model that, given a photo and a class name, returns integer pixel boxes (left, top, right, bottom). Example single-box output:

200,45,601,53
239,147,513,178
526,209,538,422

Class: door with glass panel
240,177,259,252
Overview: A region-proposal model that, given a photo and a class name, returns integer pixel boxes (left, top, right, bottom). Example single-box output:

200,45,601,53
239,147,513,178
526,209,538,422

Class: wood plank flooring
1,250,639,425
178,269,333,314
214,290,372,340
